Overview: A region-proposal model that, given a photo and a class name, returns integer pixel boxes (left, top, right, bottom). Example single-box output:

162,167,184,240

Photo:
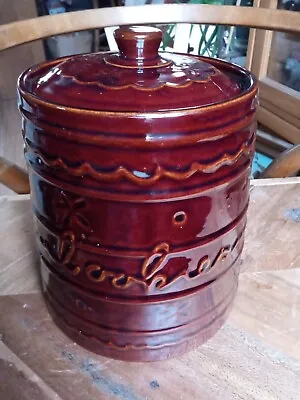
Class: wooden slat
255,141,278,158
1,5,300,51
260,98,300,130
257,127,292,151
257,106,300,144
247,0,277,79
262,144,300,178
0,156,30,194
259,77,300,120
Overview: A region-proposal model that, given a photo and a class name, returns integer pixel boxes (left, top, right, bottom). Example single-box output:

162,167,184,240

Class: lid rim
18,84,257,117
18,52,257,114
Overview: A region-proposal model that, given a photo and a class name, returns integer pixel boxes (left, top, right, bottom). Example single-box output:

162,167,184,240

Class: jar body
19,60,257,361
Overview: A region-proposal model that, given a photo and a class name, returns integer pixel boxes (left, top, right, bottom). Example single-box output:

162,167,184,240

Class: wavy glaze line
27,137,253,186
66,73,213,92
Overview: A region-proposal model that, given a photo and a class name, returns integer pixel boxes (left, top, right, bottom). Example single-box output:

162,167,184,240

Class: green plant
160,0,226,58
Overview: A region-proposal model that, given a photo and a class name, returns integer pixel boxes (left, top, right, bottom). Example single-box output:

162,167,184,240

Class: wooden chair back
0,4,300,193
1,4,300,51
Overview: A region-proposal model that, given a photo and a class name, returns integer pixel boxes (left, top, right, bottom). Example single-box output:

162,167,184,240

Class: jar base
43,283,237,362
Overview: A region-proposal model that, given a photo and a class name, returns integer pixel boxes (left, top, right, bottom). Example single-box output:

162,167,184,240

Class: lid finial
114,26,162,63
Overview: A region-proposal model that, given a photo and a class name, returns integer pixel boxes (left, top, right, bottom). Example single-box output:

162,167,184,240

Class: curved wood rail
262,145,300,178
0,5,300,51
0,157,30,194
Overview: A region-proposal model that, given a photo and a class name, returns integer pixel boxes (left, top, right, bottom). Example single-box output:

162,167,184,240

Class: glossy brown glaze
18,26,258,361
19,26,244,111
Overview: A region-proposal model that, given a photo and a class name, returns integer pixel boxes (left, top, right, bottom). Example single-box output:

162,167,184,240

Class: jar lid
20,26,250,112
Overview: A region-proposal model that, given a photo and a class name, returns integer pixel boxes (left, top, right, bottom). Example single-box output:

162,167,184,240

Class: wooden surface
0,178,300,399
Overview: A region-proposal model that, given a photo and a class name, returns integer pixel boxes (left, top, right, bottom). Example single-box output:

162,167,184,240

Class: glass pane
267,1,300,92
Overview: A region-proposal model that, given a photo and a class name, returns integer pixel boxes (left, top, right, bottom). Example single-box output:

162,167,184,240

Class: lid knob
114,26,162,63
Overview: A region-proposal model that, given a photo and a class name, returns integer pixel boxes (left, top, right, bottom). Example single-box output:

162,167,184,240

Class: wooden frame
247,0,300,143
1,5,300,51
256,126,292,158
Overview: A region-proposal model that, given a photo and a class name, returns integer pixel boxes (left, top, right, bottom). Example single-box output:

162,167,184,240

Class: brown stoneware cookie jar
18,26,258,362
